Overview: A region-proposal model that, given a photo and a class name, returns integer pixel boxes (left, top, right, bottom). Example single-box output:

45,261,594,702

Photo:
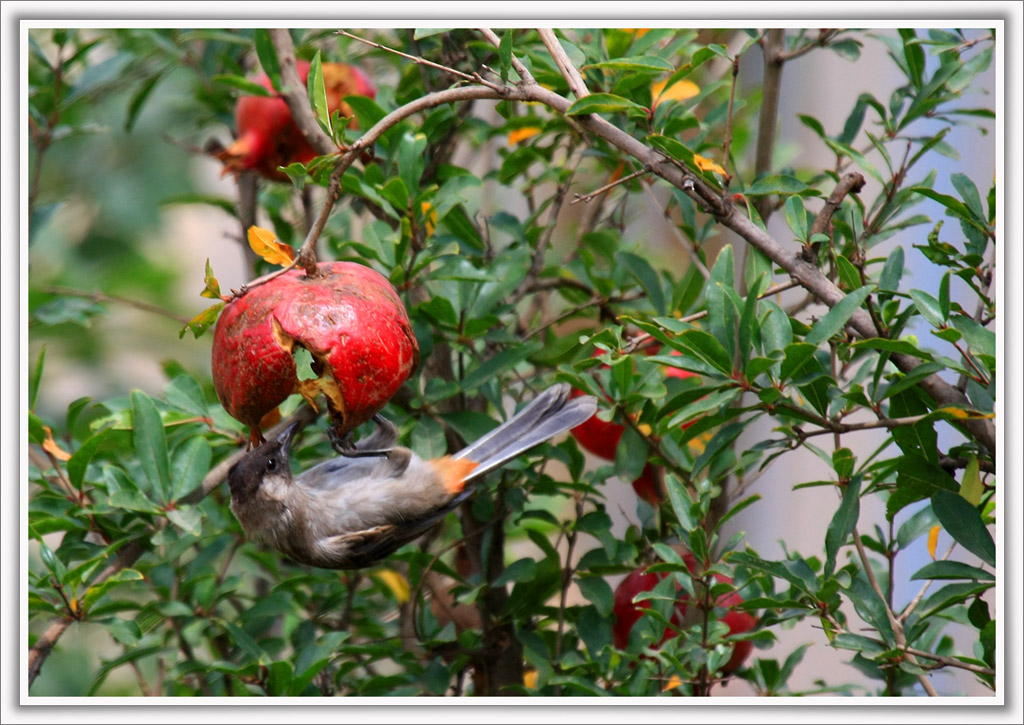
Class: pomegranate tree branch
538,28,590,99
809,172,867,240
753,29,786,221
571,167,649,205
267,29,336,157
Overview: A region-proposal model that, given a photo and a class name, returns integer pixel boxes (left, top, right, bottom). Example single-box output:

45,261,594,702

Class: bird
227,383,597,570
215,60,376,181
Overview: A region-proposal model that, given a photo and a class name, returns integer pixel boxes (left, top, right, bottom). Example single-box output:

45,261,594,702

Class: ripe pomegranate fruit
217,60,376,180
570,347,698,460
612,554,756,675
212,262,418,440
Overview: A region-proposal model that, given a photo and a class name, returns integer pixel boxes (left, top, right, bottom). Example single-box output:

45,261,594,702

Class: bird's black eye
266,458,277,472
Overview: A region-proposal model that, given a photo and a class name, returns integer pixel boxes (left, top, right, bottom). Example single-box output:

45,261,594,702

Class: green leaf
616,251,666,315
930,489,995,567
67,429,111,490
179,302,224,340
959,456,984,506
909,289,946,327
912,186,990,235
30,346,46,412
779,342,818,382
130,390,171,503
586,55,674,73
576,576,614,618
665,473,695,532
849,338,933,360
397,132,427,194
727,552,816,598
888,454,958,518
252,29,281,91
413,28,452,40
835,255,862,291
784,196,807,242
125,70,166,133
614,425,647,482
911,560,993,582
165,374,209,417
832,633,888,656
805,286,873,344
566,93,646,116
745,175,813,196
665,330,733,375
824,477,861,578
307,51,333,138
950,315,995,357
459,342,542,392
706,245,735,356
492,558,537,588
950,173,985,227
845,577,894,644
878,247,904,293
499,30,513,83
170,437,212,502
81,569,144,611
210,74,273,97
664,387,740,428
379,177,410,212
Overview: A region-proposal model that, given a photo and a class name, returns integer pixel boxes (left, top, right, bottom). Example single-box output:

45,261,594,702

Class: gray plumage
227,383,597,569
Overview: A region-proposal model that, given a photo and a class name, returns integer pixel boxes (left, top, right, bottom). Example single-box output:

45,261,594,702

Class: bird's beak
276,421,301,457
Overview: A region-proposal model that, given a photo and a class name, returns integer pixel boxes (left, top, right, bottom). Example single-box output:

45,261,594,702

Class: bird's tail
454,383,597,484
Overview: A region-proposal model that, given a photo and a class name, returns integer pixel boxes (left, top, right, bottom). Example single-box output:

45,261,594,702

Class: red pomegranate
570,348,699,460
612,554,756,675
212,261,418,440
217,61,376,180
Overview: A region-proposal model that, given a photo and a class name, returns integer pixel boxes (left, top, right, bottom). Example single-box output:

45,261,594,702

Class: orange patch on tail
431,456,479,495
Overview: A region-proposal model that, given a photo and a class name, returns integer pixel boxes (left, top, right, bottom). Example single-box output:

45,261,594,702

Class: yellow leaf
420,201,437,237
622,29,650,37
41,425,71,461
247,226,296,267
636,423,653,436
663,675,683,691
651,78,699,107
373,569,410,604
508,126,542,146
523,670,538,689
927,525,941,560
693,154,727,176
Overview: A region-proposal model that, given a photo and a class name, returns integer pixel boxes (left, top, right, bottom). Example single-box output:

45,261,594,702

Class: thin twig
808,173,867,242
777,29,842,63
36,286,192,325
571,167,649,205
899,542,956,623
853,529,939,696
341,30,505,92
538,29,590,99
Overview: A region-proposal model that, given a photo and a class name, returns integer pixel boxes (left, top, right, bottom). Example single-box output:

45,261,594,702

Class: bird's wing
294,447,412,493
315,492,467,570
